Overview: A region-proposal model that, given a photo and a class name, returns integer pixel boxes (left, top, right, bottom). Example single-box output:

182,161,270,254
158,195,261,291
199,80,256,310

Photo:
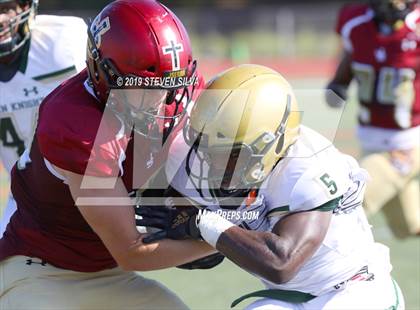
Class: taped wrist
197,211,235,247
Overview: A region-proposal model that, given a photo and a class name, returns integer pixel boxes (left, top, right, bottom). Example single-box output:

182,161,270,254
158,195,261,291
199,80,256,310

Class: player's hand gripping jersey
0,15,87,172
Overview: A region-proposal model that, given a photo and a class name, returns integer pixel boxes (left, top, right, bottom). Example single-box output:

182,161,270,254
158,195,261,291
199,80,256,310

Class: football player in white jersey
137,65,405,310
0,0,87,236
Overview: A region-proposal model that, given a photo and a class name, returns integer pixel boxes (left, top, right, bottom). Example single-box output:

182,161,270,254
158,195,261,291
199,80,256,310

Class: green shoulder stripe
231,288,316,308
33,66,77,82
312,196,342,212
267,196,341,217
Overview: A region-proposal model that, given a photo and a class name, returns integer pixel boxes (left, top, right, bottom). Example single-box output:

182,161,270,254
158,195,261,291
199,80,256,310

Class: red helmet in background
87,0,197,139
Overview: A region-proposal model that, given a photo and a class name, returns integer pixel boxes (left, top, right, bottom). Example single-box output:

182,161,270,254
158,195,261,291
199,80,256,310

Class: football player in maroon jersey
0,1,211,309
327,0,420,238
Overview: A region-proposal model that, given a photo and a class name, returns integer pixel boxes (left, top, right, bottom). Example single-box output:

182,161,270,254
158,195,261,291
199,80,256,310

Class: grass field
0,78,419,310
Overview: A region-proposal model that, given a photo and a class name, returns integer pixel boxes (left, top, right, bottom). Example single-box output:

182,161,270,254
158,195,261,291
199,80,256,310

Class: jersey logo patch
23,86,39,97
162,40,184,71
91,16,111,48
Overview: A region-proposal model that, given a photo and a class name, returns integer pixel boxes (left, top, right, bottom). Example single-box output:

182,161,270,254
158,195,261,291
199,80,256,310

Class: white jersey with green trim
166,125,392,296
0,15,87,173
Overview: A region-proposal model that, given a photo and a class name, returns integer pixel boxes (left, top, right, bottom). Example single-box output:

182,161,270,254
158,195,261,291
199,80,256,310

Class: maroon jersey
336,4,420,129
0,69,205,272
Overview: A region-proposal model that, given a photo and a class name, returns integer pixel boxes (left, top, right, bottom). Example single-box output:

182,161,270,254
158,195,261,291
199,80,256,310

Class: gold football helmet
184,64,301,197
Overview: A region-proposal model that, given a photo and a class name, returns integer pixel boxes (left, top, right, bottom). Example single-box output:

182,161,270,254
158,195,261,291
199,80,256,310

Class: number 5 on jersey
319,173,338,195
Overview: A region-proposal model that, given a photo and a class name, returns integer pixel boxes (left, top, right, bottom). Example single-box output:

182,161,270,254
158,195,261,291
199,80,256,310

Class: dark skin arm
329,51,353,86
326,51,353,106
216,210,332,284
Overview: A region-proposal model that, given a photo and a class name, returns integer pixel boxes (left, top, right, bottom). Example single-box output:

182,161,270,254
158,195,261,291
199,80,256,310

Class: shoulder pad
336,4,370,35
37,72,129,177
31,15,88,75
290,159,351,212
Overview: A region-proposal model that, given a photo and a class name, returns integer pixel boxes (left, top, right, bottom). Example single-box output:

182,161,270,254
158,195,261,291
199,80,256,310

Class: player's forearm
216,227,296,284
61,168,215,271
326,52,353,106
122,237,216,271
330,51,353,86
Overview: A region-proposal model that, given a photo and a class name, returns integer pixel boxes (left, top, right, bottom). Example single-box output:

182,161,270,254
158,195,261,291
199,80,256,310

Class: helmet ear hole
147,66,156,73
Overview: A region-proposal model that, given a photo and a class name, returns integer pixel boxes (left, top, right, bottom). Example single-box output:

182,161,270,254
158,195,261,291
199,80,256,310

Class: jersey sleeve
38,111,127,178
56,16,88,73
29,15,88,82
289,162,351,212
37,79,129,178
335,4,370,52
336,5,352,35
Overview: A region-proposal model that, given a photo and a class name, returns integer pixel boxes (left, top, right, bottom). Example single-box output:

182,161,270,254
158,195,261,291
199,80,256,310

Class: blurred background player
0,0,87,237
0,1,209,309
138,64,404,310
326,0,420,238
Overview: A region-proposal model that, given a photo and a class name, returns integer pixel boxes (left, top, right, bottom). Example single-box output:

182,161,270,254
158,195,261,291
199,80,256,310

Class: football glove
325,82,348,108
135,205,201,244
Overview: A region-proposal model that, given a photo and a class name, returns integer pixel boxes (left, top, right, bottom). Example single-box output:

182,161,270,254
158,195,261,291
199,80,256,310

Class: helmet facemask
184,94,295,206
106,72,196,143
183,133,254,208
108,88,176,142
0,0,37,58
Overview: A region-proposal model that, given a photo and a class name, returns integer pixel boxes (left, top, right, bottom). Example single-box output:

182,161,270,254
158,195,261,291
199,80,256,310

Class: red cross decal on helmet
162,40,184,71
